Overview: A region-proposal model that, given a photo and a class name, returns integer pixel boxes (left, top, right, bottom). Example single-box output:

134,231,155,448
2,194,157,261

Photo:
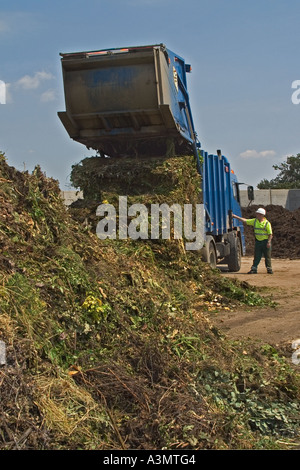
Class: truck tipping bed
58,44,200,159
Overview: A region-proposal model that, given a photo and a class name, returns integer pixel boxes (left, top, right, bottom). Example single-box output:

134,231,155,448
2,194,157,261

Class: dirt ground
215,257,300,352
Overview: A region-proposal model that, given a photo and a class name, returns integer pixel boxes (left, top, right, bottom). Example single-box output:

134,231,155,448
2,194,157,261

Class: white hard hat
256,208,266,215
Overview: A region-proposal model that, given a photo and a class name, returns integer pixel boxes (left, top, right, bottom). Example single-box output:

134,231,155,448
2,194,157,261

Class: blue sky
0,0,299,189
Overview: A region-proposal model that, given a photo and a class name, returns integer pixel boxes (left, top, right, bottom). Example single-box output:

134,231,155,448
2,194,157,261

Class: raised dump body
58,44,200,159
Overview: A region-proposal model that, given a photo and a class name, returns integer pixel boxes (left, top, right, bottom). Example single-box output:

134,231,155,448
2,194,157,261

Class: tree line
258,153,300,189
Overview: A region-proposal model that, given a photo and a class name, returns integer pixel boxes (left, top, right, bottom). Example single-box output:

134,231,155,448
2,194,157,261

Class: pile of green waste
69,155,202,233
70,154,202,201
0,151,299,450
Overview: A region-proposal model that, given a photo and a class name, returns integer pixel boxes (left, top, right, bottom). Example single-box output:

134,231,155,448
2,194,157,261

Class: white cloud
240,149,276,159
40,89,57,102
16,71,54,90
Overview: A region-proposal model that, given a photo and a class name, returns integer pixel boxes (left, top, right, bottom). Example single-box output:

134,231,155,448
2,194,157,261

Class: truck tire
227,233,242,272
202,237,217,269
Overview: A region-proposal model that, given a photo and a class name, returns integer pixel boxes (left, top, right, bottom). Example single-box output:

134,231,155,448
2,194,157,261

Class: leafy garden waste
0,152,299,450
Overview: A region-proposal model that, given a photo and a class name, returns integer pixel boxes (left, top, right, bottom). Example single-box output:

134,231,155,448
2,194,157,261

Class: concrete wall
240,189,300,210
60,190,83,206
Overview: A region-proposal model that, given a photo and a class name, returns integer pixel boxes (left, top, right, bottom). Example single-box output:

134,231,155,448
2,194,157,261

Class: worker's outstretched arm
232,214,247,223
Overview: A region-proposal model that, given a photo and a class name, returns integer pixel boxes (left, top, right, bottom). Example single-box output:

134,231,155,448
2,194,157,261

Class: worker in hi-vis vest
232,207,273,274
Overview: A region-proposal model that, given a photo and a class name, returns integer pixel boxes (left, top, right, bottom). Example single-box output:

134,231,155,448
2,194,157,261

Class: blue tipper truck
58,43,253,271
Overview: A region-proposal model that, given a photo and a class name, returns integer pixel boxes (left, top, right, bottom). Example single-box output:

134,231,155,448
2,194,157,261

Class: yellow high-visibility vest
246,218,272,241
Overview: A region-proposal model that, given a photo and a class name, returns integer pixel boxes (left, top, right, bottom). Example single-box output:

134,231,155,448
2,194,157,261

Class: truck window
232,182,240,203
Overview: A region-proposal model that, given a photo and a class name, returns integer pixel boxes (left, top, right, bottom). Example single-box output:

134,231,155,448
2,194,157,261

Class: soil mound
242,205,300,259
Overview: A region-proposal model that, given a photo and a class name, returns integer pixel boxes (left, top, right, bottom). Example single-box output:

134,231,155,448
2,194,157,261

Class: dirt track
215,257,300,351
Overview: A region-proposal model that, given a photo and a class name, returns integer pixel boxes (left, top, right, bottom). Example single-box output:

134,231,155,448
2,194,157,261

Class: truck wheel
202,238,217,269
227,234,242,272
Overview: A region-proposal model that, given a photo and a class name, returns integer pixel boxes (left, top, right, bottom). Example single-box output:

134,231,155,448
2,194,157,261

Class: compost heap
242,205,300,259
0,152,299,450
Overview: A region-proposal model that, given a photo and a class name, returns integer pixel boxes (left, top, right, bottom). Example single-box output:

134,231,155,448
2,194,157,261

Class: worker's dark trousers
251,239,272,272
